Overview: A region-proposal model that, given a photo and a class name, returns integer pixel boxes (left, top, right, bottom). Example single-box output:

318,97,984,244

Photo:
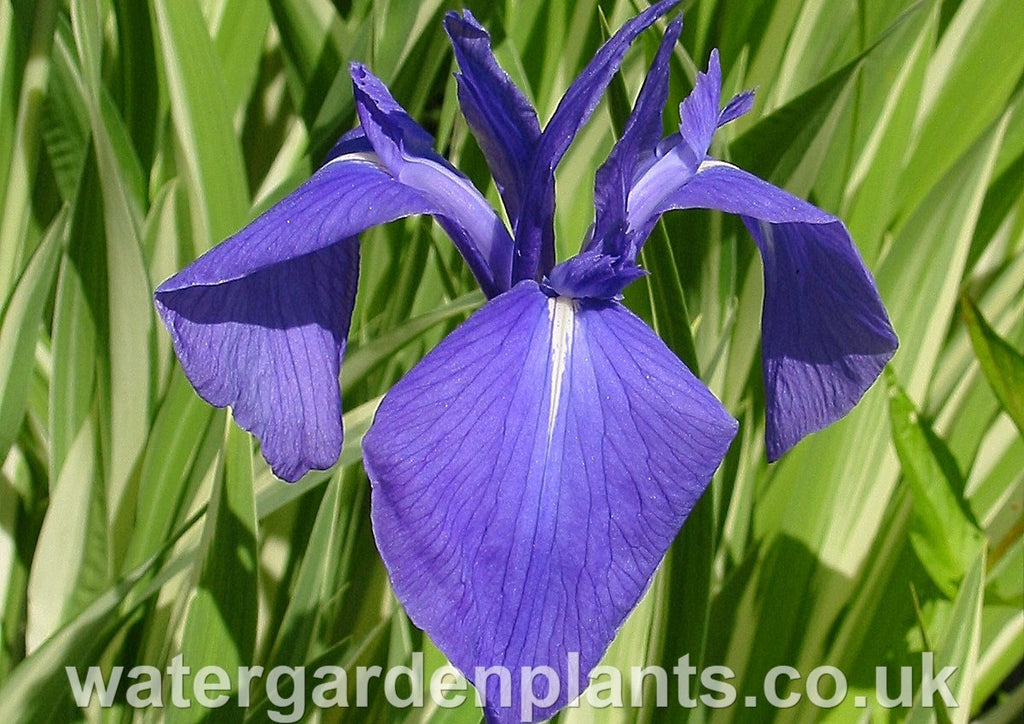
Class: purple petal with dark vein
364,280,736,723
652,161,898,459
155,157,435,481
350,63,513,296
512,0,681,283
677,49,721,169
718,88,755,126
591,16,682,259
157,242,357,482
157,157,434,290
324,126,373,164
444,10,541,222
640,160,835,225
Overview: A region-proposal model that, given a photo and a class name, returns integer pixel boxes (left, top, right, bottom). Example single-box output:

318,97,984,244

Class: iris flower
155,1,897,721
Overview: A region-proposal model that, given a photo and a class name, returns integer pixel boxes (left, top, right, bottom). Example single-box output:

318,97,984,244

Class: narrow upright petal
351,63,514,296
718,88,755,126
677,49,721,167
646,161,898,458
444,10,541,222
512,0,681,283
622,50,756,247
591,16,682,260
155,155,436,481
364,281,736,723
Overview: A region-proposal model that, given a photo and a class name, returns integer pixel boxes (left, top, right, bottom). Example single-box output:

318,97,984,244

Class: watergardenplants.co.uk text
66,652,959,722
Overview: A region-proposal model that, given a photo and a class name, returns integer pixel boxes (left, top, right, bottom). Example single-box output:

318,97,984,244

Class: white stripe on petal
324,150,385,169
546,295,577,444
696,158,733,172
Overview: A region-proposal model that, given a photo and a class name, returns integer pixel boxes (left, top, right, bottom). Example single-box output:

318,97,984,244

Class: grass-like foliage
0,0,1021,722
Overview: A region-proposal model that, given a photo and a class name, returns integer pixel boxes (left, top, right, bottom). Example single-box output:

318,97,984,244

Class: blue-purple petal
324,126,373,163
591,16,682,259
350,63,514,296
718,88,756,126
155,156,435,481
444,10,541,222
544,251,647,299
157,243,357,482
512,0,682,283
622,49,753,246
677,49,721,167
159,157,434,290
364,280,736,723
644,160,834,224
656,161,898,458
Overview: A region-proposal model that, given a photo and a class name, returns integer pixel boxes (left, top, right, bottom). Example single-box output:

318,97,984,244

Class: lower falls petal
154,154,436,481
750,218,899,460
156,241,358,482
363,280,737,723
639,160,898,460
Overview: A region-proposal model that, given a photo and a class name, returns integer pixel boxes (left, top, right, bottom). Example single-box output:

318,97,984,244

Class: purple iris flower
154,1,896,721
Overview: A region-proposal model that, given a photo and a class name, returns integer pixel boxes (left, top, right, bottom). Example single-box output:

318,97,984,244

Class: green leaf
907,548,987,723
649,492,715,724
266,0,366,157
341,291,484,393
121,368,218,572
0,568,142,721
70,0,155,523
152,0,250,246
843,0,938,261
170,420,258,723
40,20,90,203
730,40,857,183
243,618,390,723
0,209,65,463
899,0,1024,218
110,0,161,173
731,1,930,191
640,221,701,377
972,599,1024,714
0,448,33,682
0,514,202,720
879,101,1011,402
961,293,1024,437
259,478,351,676
208,0,272,118
254,396,381,519
0,0,58,300
414,636,483,724
48,248,97,485
887,372,986,597
24,415,108,653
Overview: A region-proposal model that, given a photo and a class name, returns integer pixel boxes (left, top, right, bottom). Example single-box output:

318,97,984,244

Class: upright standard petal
364,281,737,723
676,50,754,170
643,160,898,459
350,63,514,296
718,88,756,126
444,10,541,222
623,50,756,248
155,155,436,481
677,49,721,167
591,16,682,261
512,0,681,284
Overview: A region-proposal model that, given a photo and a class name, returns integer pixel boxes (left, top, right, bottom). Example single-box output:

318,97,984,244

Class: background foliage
0,0,1021,721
